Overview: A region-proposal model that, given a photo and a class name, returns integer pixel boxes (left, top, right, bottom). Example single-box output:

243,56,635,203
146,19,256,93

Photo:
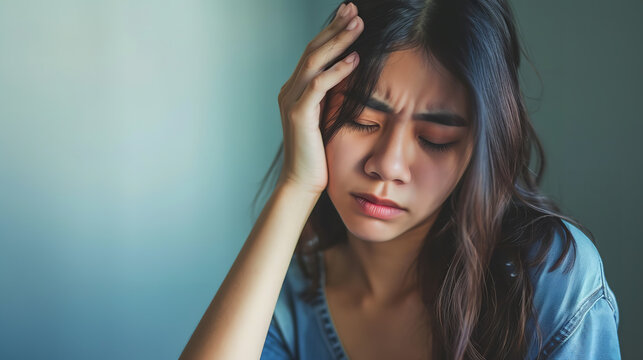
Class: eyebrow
365,96,469,127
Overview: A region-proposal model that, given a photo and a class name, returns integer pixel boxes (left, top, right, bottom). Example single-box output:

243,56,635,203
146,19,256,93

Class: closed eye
344,120,456,153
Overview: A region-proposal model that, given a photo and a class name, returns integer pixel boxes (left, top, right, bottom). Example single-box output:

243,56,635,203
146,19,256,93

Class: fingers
306,2,357,56
285,3,362,101
284,3,353,95
292,17,362,103
307,14,362,74
293,51,359,128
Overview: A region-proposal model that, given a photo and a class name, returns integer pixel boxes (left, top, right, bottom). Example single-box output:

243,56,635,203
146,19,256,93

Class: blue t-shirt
260,220,621,359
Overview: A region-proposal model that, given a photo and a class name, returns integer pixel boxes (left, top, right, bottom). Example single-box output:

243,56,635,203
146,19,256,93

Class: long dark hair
253,0,595,359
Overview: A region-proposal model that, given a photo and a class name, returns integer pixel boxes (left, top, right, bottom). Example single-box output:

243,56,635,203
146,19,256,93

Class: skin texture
323,47,475,305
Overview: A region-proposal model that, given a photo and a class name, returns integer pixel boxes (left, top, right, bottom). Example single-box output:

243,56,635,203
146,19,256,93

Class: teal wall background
0,0,310,358
0,0,640,359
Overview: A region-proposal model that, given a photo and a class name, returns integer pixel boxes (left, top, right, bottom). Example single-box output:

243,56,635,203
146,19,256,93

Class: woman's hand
277,2,363,194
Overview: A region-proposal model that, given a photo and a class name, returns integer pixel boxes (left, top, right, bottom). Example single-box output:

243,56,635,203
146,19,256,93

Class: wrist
276,178,325,199
276,173,326,197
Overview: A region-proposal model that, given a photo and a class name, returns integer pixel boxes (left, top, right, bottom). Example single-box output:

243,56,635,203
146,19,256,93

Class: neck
324,213,438,307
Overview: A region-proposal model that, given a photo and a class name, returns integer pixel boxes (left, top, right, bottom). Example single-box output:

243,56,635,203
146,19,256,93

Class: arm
180,3,364,358
179,181,321,360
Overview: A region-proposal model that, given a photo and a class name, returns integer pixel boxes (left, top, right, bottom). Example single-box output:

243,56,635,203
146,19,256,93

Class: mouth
351,192,406,210
351,193,406,220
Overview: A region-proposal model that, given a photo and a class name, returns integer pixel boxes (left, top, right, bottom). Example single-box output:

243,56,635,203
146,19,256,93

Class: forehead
374,48,468,116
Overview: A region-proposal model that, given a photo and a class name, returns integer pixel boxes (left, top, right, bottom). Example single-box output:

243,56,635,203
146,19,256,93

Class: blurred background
0,0,640,358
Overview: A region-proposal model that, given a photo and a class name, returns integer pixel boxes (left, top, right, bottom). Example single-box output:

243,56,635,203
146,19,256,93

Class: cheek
413,154,465,206
417,130,473,193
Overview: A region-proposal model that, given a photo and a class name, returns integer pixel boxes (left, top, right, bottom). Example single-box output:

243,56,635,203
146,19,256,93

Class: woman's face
324,48,474,243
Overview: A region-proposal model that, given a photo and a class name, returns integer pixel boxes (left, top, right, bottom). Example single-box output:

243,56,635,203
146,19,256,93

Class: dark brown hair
253,0,595,358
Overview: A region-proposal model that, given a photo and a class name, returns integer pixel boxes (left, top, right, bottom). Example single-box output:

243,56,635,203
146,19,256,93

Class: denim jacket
260,220,621,359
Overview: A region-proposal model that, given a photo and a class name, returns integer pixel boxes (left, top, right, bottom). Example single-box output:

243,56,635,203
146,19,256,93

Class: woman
180,0,621,359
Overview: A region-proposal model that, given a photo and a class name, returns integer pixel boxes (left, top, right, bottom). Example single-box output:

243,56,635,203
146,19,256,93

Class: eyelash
344,120,454,153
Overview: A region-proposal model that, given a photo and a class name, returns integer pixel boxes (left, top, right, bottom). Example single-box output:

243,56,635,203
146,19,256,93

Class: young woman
180,0,621,359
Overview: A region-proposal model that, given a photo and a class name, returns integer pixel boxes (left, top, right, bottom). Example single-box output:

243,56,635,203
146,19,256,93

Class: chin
348,230,396,243
339,212,404,243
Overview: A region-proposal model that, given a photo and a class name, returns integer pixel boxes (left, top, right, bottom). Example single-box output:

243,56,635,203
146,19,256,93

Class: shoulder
525,219,620,359
526,219,614,306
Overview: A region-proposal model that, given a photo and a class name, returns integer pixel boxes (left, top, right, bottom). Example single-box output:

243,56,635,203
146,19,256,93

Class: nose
363,118,413,184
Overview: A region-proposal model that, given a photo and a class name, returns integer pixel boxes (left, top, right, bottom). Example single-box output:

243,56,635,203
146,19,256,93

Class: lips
351,192,406,210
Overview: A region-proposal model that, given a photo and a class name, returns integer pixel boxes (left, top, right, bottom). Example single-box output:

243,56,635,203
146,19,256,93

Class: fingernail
340,3,351,18
335,3,346,19
344,51,357,63
346,17,358,31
